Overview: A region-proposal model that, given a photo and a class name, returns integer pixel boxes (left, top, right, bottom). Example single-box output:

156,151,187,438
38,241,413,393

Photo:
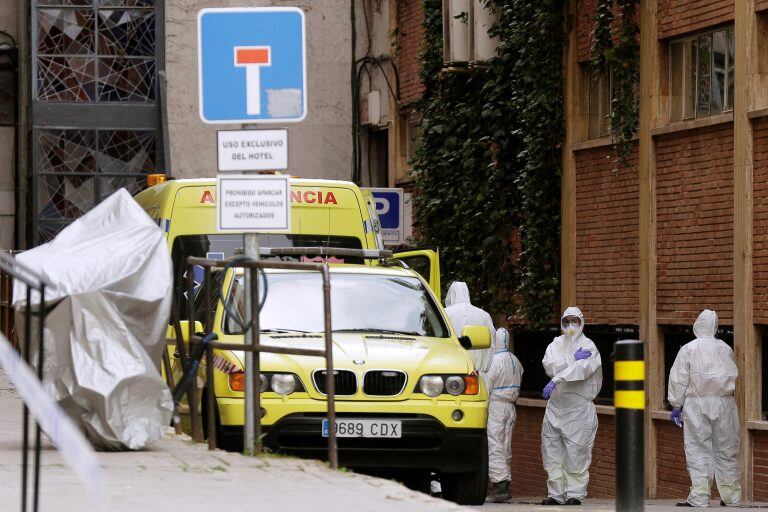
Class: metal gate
30,0,165,245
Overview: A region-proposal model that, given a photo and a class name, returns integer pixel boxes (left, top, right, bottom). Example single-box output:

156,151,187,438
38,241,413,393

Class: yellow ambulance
133,177,490,504
133,177,441,298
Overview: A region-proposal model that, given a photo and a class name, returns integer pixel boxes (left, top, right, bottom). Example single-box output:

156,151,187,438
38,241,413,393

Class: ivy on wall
591,0,640,167
412,0,566,328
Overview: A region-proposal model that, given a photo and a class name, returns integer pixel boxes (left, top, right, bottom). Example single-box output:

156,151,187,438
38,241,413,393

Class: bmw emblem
353,359,365,365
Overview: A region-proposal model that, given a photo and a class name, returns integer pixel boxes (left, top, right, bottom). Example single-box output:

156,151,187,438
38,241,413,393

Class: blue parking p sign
197,7,307,124
368,188,404,245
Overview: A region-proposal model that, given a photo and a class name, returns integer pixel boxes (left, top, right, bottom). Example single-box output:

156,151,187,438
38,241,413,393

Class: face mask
565,322,579,337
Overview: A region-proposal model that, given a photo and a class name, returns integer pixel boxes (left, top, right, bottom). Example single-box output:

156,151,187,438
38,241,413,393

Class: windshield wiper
333,328,421,336
260,328,312,334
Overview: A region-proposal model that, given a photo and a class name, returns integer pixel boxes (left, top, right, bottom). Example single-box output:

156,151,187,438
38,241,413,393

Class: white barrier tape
0,334,103,503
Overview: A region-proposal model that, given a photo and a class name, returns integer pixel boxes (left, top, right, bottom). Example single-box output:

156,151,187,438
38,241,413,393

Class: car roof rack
233,246,393,260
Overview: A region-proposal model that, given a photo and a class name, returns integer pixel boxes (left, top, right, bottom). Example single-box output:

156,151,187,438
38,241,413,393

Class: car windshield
223,272,449,338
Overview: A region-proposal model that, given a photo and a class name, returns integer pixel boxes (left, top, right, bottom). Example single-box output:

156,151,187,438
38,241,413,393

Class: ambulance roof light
147,173,167,187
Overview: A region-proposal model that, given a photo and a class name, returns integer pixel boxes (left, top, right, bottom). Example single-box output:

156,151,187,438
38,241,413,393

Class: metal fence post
185,266,203,443
322,264,337,469
615,339,645,511
32,284,45,512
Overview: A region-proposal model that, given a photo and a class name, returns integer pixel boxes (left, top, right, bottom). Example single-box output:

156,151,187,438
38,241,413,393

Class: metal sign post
243,235,258,455
216,176,290,455
202,5,308,458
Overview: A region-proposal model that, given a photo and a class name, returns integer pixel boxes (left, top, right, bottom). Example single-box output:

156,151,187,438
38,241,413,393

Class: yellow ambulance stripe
615,390,645,410
615,361,645,381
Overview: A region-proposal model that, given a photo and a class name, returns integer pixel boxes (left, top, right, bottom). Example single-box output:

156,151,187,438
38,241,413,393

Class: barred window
669,26,734,122
35,0,156,102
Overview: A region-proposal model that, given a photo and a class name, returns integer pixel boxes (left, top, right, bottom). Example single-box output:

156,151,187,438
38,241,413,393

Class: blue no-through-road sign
197,7,307,124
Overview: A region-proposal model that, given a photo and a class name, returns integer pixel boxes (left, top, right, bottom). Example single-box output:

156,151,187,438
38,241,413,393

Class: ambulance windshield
223,272,449,338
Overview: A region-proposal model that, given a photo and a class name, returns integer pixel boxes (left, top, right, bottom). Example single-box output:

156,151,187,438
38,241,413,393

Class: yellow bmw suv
200,262,491,505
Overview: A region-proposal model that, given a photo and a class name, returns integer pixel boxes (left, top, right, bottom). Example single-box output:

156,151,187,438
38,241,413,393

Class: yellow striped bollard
615,339,645,511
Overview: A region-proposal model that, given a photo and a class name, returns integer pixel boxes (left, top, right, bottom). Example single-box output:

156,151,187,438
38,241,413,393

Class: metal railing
178,255,338,468
0,251,50,512
0,250,20,344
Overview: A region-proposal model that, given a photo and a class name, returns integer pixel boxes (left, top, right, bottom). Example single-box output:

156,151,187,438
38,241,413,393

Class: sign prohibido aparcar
216,175,291,232
217,129,288,171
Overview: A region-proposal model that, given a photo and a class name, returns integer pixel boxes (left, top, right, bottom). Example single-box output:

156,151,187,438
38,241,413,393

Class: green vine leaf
411,0,565,328
590,0,640,168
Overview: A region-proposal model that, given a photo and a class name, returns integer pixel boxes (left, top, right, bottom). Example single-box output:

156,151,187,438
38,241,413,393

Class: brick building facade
392,0,768,503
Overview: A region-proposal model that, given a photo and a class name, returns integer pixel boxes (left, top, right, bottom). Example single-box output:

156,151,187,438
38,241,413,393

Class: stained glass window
35,128,158,242
32,0,161,244
35,1,156,102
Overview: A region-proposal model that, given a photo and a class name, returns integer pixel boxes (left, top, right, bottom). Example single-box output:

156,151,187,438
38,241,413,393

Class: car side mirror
166,321,204,343
461,325,491,349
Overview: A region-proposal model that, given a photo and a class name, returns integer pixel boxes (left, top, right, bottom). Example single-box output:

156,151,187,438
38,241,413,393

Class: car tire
441,436,489,505
401,471,432,494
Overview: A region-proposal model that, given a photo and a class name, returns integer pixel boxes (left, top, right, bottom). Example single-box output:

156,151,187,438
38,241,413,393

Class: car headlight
259,373,269,393
271,373,297,395
445,375,466,396
419,375,444,397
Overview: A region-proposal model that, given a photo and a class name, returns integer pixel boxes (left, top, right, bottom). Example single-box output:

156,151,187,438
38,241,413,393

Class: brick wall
655,419,690,498
655,124,734,325
754,431,768,501
575,0,640,63
754,118,768,323
509,406,615,499
575,145,640,325
656,419,723,500
658,0,734,39
396,0,425,106
510,406,548,497
576,0,596,63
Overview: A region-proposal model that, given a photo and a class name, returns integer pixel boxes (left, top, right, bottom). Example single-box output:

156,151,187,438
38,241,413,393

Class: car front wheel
440,436,489,505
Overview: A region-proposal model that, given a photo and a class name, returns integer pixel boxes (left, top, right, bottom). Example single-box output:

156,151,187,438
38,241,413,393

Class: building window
670,27,734,123
588,69,611,139
515,325,632,405
35,2,156,103
35,128,157,243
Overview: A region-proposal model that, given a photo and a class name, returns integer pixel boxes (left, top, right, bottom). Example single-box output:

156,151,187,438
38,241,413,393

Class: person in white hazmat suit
540,306,602,506
444,281,495,373
484,327,524,503
668,309,741,507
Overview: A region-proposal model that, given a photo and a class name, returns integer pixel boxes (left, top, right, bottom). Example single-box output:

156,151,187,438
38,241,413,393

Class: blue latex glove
542,380,557,399
574,347,592,361
671,407,683,427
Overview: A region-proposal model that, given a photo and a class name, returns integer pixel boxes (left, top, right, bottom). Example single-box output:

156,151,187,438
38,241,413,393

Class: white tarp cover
13,189,174,450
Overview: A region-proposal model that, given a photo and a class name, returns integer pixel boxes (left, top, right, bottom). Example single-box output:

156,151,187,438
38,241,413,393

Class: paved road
475,498,768,510
0,366,462,512
4,365,768,511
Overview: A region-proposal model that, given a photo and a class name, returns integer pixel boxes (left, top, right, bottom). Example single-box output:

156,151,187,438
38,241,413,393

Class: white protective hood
444,281,495,372
13,189,174,450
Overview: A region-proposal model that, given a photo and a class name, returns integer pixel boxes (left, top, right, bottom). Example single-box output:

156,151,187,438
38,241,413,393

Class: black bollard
615,339,645,511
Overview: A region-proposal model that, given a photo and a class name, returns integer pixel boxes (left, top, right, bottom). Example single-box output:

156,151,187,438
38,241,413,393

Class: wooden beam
638,0,661,499
734,0,760,501
560,0,578,310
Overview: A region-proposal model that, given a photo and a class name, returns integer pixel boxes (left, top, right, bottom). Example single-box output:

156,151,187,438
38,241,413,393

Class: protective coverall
541,306,602,505
668,309,741,507
483,327,524,502
444,281,495,373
